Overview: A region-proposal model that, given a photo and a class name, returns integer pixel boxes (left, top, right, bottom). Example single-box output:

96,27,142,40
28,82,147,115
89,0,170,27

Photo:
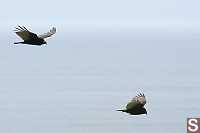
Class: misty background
0,0,200,133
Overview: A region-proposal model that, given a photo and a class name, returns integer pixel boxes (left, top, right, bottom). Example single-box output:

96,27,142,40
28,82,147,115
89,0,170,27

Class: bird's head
144,108,147,115
141,108,147,115
42,40,47,45
145,110,147,115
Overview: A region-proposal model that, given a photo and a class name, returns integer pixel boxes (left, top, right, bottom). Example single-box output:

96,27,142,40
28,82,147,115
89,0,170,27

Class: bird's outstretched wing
38,27,56,39
126,93,146,110
14,26,38,41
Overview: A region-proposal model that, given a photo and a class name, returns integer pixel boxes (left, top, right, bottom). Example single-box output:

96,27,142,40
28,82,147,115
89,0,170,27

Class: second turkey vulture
117,93,147,115
14,26,56,46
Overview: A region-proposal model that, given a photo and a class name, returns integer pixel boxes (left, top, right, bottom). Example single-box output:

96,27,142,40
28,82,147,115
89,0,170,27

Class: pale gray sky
1,0,200,29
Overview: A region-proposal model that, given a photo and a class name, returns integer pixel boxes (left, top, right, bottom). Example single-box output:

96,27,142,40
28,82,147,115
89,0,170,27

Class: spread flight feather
38,27,56,39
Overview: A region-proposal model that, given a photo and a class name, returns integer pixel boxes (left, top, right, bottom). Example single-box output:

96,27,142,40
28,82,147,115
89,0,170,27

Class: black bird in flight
14,26,56,46
117,93,147,115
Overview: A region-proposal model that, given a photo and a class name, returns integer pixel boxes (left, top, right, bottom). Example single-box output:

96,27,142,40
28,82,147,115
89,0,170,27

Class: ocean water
0,28,200,133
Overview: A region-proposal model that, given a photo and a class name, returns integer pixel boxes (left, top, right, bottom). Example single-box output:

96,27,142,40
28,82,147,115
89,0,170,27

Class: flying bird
14,26,56,46
117,93,147,115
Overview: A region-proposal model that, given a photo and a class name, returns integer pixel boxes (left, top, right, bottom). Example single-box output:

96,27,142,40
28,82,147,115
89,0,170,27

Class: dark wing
14,26,38,41
38,27,56,39
126,93,146,110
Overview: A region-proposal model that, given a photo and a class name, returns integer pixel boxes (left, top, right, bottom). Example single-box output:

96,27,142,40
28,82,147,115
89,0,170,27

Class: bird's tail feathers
14,42,23,44
116,109,126,112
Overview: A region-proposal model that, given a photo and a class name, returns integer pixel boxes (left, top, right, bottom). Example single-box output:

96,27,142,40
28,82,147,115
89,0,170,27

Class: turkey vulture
14,26,56,46
117,93,147,115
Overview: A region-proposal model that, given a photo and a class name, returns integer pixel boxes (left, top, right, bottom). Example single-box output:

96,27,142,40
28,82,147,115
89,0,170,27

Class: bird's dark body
117,107,147,115
14,38,45,45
